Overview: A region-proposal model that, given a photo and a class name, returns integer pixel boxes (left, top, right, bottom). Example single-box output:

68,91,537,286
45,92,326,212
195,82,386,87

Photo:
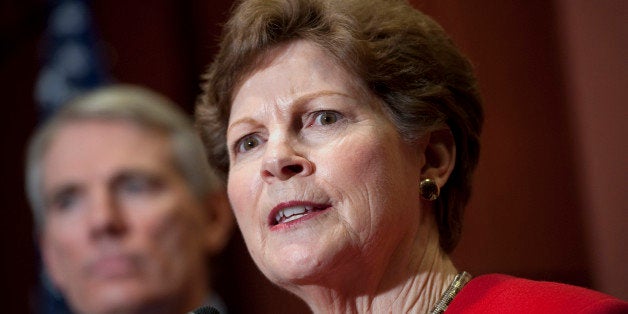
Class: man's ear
202,189,234,255
420,127,456,188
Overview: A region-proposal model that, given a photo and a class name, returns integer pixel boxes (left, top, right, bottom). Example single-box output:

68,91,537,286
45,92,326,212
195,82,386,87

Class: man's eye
314,111,341,125
236,134,262,153
53,192,79,211
119,177,153,194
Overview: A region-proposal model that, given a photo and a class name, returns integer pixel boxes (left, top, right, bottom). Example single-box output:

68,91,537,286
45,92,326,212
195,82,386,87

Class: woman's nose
261,139,314,182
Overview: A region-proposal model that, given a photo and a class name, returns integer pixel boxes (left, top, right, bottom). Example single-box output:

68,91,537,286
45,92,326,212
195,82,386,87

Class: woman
196,0,628,312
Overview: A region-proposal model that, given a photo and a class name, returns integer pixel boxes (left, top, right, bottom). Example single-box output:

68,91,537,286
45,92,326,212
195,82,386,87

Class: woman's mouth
269,202,331,227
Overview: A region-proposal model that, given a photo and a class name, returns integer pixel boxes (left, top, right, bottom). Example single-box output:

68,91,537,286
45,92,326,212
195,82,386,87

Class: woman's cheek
227,170,257,226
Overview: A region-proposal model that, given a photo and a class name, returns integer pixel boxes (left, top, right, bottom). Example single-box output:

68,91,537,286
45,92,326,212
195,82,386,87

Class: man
26,85,233,314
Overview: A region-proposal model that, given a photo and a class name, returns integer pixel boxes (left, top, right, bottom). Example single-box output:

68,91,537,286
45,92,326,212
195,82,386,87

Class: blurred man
25,85,233,314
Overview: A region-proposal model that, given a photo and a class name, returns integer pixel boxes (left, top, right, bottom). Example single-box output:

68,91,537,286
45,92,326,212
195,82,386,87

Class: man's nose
88,189,126,238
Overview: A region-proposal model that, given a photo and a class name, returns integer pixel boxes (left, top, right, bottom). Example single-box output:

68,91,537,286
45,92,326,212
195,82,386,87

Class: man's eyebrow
110,169,153,181
109,169,164,187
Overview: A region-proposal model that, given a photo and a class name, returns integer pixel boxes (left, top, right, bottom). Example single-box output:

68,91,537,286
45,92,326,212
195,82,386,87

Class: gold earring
420,178,440,201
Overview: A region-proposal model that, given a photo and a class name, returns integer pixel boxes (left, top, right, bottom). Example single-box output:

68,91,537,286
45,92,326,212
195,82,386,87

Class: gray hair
26,84,220,229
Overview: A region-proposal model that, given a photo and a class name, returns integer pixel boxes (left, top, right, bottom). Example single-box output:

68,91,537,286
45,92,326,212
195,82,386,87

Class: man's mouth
270,202,330,226
88,254,138,279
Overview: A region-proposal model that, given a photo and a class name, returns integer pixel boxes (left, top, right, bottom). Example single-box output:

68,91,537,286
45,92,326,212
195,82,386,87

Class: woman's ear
420,127,456,188
202,189,234,255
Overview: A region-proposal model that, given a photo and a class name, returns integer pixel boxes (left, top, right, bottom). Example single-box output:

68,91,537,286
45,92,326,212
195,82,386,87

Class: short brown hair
196,0,483,252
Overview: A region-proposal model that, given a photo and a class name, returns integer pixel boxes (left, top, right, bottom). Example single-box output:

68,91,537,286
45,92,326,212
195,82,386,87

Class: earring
420,178,440,201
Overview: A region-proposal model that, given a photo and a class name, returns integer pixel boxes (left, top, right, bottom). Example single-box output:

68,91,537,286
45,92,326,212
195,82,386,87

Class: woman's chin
266,266,320,288
261,248,327,284
257,242,357,288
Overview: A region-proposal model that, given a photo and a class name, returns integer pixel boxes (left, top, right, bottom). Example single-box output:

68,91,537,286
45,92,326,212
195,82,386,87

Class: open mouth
270,202,330,226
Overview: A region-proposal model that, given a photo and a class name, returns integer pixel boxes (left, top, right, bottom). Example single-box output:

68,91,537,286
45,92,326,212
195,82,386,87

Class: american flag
34,0,109,312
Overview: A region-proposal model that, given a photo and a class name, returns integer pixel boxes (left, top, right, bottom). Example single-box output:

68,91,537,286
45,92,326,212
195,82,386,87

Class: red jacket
447,274,628,313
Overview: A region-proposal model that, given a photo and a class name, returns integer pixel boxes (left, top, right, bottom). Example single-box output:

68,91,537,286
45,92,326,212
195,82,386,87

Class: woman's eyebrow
227,90,355,133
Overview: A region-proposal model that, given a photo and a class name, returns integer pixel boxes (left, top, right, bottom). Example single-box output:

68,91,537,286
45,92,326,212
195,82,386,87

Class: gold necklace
429,271,472,314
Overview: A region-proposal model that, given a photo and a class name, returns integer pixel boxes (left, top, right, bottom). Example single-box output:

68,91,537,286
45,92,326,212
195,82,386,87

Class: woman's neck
293,221,458,313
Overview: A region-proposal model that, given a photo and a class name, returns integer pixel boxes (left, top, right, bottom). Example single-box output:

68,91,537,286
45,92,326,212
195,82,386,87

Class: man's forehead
41,119,174,188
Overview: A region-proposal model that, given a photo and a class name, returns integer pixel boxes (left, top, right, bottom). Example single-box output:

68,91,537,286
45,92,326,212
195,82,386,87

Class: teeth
275,205,314,223
283,213,307,223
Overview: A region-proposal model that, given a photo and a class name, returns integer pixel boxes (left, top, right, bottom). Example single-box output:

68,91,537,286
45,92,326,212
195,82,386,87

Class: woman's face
227,40,426,287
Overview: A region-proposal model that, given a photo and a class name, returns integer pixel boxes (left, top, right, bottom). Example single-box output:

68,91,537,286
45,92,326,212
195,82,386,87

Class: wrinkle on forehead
229,40,369,126
233,40,368,99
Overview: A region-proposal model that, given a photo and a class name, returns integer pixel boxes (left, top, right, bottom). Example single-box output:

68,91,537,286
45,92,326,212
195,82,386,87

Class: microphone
188,305,220,314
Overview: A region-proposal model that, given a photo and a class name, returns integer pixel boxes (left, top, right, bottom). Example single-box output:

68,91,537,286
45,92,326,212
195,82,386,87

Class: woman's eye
236,134,262,153
314,111,341,125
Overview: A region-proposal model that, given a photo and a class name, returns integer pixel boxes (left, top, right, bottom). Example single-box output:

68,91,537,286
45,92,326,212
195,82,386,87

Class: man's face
40,119,210,313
